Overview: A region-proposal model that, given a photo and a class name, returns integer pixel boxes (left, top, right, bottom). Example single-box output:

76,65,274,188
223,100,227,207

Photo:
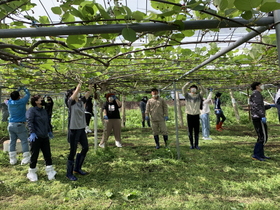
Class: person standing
182,82,205,149
250,82,274,161
274,84,280,122
44,96,54,132
99,93,122,148
0,99,9,122
26,95,56,182
214,92,226,131
139,96,150,128
200,89,213,140
6,86,30,165
145,88,169,149
84,95,93,133
66,83,90,181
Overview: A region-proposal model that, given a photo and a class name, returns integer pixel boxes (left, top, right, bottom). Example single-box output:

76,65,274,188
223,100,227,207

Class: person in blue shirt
6,86,30,165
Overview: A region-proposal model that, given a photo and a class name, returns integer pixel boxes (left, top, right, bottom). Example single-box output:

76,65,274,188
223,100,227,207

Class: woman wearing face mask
99,93,122,148
214,92,226,131
182,82,205,149
26,95,56,182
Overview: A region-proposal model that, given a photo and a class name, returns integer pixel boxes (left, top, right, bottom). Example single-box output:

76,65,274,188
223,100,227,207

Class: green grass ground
0,120,280,210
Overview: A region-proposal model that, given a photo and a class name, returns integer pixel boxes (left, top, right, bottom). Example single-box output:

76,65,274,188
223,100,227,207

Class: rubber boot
194,134,200,150
259,143,271,159
66,160,78,181
189,135,194,149
142,121,145,128
147,120,151,127
218,121,224,130
154,135,160,149
27,168,38,182
45,165,57,180
252,143,265,161
163,135,168,147
21,152,30,165
216,123,222,131
9,151,17,165
74,153,89,175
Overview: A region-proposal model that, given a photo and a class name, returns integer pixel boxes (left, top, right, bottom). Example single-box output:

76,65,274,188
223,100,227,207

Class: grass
1,105,280,209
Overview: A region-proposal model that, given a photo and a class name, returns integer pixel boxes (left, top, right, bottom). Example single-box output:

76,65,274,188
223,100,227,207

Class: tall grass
0,101,280,209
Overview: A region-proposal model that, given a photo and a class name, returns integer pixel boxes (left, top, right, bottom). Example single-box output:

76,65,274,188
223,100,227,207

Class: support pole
93,99,98,152
274,1,280,67
229,89,240,122
173,82,181,160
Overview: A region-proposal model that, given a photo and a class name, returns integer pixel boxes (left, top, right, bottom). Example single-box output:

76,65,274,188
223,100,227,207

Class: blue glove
112,95,117,100
215,110,221,114
209,88,213,92
145,116,149,121
104,115,108,120
17,86,24,91
164,116,169,121
261,117,267,124
29,133,38,142
270,104,276,107
48,132,54,139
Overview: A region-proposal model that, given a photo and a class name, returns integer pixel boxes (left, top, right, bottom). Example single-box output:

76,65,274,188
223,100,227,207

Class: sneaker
98,143,105,148
115,141,122,148
203,137,212,140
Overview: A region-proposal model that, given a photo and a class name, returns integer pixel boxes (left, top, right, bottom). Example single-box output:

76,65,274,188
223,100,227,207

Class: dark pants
252,118,268,144
30,136,52,168
215,111,226,124
85,113,92,126
68,129,89,161
187,114,200,146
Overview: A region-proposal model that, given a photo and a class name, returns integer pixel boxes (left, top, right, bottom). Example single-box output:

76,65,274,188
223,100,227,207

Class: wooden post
229,89,240,122
176,91,184,127
247,88,251,121
121,95,126,127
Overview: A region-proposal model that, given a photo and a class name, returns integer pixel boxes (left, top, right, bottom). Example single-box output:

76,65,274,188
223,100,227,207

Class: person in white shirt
200,89,213,140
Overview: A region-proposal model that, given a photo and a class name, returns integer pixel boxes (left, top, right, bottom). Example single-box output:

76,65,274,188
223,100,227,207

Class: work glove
145,116,149,121
215,110,221,114
29,133,38,142
112,95,117,100
17,86,24,91
164,116,169,121
270,104,276,107
209,88,213,92
261,117,267,124
48,132,54,139
104,115,108,120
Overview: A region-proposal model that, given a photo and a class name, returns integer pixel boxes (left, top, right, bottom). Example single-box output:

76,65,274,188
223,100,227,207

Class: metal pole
177,25,271,80
0,18,274,38
274,1,280,67
93,99,98,152
173,81,181,159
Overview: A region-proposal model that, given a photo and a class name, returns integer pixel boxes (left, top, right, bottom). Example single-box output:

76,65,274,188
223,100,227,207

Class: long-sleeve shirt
139,100,147,113
145,97,168,122
250,90,271,119
200,92,213,115
7,88,30,122
26,106,51,138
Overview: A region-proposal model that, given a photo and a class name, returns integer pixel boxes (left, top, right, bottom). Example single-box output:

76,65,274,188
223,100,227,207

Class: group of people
141,83,227,150
4,81,273,183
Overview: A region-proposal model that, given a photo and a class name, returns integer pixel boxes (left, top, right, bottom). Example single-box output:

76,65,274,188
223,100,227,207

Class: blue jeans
200,113,210,138
7,122,29,152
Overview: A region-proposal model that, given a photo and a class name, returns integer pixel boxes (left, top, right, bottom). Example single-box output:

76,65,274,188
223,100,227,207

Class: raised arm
182,81,191,95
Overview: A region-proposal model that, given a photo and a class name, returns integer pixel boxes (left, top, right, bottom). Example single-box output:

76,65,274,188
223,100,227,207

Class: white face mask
108,97,114,102
152,94,158,98
190,88,197,93
260,84,264,90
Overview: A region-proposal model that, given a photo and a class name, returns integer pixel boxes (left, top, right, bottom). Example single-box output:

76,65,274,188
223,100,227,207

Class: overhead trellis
0,0,280,94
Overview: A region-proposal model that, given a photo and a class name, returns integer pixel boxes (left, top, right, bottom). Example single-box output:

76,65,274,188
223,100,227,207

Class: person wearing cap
139,96,150,128
214,92,226,131
250,82,274,161
182,82,205,149
6,86,30,165
200,89,213,140
274,84,280,122
145,88,169,149
99,93,122,148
